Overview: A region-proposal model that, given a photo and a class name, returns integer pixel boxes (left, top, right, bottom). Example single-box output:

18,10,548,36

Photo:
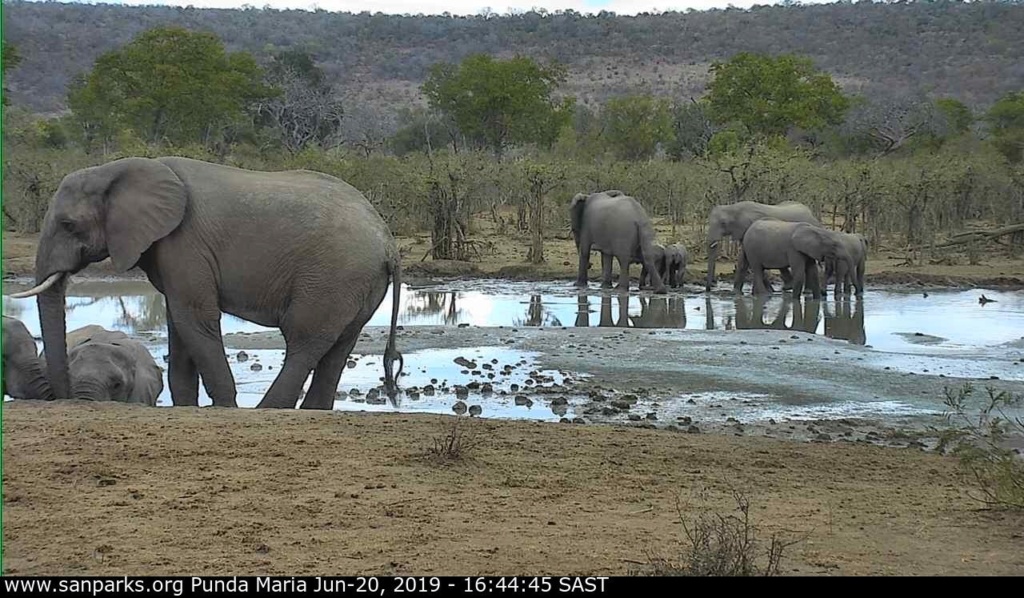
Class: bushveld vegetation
2,14,1023,266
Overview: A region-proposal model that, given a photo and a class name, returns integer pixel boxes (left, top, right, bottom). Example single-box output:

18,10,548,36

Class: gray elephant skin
736,220,854,297
705,201,821,291
570,190,667,293
825,232,868,296
2,316,54,401
38,325,163,405
639,243,665,289
12,157,403,410
662,243,688,288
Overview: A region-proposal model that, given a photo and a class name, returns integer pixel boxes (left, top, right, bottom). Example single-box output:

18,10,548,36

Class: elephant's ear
102,158,187,272
133,362,164,406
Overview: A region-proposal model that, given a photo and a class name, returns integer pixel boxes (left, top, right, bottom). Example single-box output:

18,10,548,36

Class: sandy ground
4,401,1024,576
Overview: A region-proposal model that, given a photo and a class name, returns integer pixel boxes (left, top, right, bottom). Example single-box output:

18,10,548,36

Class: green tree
936,98,974,136
68,27,271,148
985,91,1024,163
601,94,672,161
422,54,573,157
668,99,716,160
706,53,849,139
2,41,22,106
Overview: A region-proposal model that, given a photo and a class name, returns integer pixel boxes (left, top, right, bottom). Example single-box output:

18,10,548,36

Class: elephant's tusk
9,272,64,299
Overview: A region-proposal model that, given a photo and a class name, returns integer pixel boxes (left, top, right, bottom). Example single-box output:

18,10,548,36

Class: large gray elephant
2,316,54,400
824,232,868,296
736,220,853,297
662,243,688,288
570,190,667,293
705,201,821,292
11,157,403,410
38,325,163,405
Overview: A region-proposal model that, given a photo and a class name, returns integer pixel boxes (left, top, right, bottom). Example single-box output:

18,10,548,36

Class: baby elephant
41,326,163,405
3,316,55,400
662,243,688,288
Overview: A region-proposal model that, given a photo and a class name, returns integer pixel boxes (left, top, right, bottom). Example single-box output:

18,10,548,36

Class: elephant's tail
383,260,404,402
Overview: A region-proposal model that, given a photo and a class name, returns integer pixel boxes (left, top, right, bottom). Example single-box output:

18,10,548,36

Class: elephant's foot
653,285,668,295
573,279,589,288
615,283,631,293
601,281,614,289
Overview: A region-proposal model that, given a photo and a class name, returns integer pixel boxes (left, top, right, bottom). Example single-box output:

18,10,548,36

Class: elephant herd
571,190,867,298
3,159,867,409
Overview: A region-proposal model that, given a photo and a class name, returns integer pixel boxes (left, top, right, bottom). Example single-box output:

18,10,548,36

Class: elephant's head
569,192,589,250
2,316,54,401
41,326,164,404
792,224,852,266
11,158,186,399
705,204,734,291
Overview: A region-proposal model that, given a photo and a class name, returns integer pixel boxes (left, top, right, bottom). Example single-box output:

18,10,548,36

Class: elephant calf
662,243,688,288
824,232,868,296
40,325,163,405
737,220,854,297
2,316,54,400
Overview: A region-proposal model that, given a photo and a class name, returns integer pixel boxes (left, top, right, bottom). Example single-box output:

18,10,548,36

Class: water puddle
3,278,1022,426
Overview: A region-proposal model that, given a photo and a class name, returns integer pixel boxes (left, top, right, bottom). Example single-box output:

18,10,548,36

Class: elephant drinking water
570,190,667,294
705,201,821,292
11,157,403,410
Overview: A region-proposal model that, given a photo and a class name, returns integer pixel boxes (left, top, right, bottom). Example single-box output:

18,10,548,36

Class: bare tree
843,93,949,157
339,103,399,157
255,54,345,154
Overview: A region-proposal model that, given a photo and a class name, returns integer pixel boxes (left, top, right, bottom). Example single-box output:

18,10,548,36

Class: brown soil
3,401,1023,576
6,223,1023,288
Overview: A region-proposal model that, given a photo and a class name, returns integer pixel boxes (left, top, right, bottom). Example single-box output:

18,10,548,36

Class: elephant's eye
60,219,76,234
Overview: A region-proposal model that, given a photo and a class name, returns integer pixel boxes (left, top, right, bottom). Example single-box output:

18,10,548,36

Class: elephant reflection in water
824,298,866,345
575,293,630,327
731,296,822,333
520,295,563,327
630,296,687,329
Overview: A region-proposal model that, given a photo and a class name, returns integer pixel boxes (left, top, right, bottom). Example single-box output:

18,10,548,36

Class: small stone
815,433,832,442
423,384,435,396
550,397,568,406
455,386,469,398
514,396,534,407
468,405,482,417
250,363,262,372
452,401,468,415
628,414,642,421
646,413,657,421
347,360,357,369
236,351,249,363
481,383,494,394
572,418,586,425
559,417,571,424
458,323,469,328
686,425,701,434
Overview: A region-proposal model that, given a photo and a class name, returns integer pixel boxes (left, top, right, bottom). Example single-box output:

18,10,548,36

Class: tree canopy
985,91,1024,163
601,95,672,161
422,54,573,156
67,26,271,147
706,52,849,139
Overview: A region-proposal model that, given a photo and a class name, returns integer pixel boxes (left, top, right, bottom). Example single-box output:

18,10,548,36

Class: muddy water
4,278,1023,428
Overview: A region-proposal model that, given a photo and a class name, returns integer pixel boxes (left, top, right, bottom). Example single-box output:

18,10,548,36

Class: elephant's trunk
705,240,719,292
38,279,71,401
72,379,107,402
19,355,56,401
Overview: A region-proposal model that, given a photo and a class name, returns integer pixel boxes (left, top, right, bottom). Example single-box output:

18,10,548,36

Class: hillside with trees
3,1,1024,114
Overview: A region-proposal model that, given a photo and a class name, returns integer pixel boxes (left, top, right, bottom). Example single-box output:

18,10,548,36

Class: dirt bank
5,230,1023,289
3,401,1023,576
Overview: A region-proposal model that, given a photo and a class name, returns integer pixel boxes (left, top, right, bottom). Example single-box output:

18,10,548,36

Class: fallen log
912,223,1024,251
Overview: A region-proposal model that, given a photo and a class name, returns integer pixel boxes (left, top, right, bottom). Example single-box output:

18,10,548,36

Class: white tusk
8,273,64,299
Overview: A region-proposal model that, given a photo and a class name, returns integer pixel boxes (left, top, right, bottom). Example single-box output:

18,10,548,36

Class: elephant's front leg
575,240,592,288
779,267,794,291
600,253,614,289
789,253,807,297
805,260,823,298
734,250,750,294
750,263,771,295
166,299,237,407
166,312,199,406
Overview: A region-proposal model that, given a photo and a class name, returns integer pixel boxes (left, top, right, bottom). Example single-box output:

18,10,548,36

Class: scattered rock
423,385,435,396
514,396,534,408
236,351,249,363
686,425,701,434
346,360,357,369
250,363,262,372
452,401,468,415
468,405,482,417
627,414,642,421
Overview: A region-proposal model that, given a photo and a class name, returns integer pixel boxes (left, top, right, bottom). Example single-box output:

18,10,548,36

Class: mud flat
4,400,1024,576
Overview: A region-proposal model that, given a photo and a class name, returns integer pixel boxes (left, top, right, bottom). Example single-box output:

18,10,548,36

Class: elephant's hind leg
301,331,359,410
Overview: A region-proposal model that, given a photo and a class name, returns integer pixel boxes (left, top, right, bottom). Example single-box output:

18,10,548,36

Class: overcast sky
64,0,834,17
